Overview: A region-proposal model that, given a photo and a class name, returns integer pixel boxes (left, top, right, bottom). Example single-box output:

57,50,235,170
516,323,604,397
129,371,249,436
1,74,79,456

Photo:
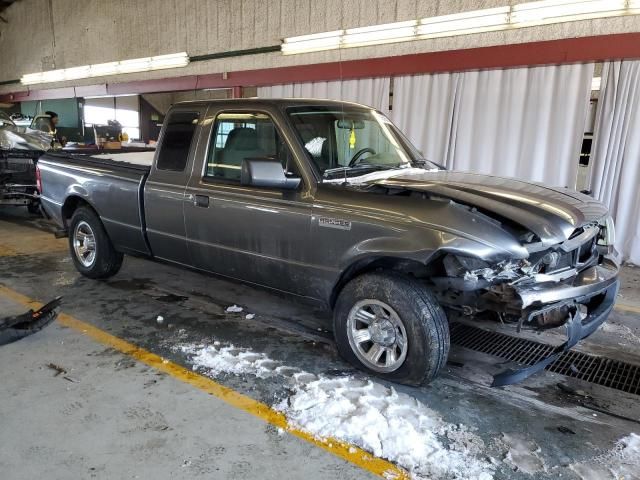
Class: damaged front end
1,150,43,209
431,219,620,386
1,116,49,210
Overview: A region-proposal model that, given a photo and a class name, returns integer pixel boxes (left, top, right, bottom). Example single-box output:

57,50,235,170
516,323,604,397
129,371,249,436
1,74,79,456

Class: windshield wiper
323,163,404,178
412,158,445,170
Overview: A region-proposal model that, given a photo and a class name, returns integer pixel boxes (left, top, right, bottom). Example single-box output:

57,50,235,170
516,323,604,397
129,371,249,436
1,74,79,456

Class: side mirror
241,158,301,190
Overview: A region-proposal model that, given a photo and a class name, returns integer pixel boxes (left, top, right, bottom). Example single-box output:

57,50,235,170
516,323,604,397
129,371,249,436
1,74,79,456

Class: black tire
334,272,449,386
68,206,123,279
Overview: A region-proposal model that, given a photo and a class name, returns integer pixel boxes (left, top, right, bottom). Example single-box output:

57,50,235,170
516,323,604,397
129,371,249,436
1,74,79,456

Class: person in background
44,111,66,146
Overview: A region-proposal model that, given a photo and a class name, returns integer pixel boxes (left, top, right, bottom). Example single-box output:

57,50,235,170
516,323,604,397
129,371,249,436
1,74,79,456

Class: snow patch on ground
176,341,495,480
278,376,494,480
225,305,243,313
601,321,640,345
500,433,546,475
570,433,640,480
179,343,279,379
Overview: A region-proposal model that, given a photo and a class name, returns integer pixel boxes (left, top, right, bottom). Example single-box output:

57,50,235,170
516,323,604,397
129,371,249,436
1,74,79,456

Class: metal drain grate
450,323,640,395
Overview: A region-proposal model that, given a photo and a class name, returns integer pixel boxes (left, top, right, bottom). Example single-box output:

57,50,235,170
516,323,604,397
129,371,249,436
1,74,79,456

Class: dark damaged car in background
36,99,620,386
0,111,52,213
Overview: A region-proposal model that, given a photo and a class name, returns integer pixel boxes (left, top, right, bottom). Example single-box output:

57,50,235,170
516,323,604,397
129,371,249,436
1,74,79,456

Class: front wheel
334,272,450,386
68,206,123,279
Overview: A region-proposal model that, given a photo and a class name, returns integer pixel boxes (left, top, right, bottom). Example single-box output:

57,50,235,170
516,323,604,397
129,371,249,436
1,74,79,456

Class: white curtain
392,64,594,187
257,78,390,114
589,61,640,265
391,73,461,166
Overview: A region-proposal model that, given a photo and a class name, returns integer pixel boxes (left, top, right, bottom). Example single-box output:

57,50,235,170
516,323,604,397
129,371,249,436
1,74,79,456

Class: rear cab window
156,111,200,172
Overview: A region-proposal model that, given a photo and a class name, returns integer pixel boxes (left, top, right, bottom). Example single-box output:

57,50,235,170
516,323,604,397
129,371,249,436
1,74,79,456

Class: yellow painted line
0,220,67,257
615,303,640,315
0,245,19,256
0,283,408,480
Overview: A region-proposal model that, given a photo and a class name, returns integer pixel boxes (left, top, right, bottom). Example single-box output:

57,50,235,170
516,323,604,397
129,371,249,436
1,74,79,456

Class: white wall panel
257,78,391,113
449,63,594,187
392,63,594,187
589,60,640,264
391,73,460,166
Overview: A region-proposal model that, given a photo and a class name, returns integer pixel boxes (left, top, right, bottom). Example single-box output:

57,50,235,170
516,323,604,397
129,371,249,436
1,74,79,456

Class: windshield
286,106,439,180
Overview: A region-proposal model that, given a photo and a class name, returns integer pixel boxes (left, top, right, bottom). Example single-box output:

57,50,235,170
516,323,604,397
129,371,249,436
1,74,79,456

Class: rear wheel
334,272,449,385
68,206,123,279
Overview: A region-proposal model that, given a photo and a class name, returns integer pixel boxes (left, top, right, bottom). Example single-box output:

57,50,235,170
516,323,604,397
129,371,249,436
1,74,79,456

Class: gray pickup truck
38,99,619,386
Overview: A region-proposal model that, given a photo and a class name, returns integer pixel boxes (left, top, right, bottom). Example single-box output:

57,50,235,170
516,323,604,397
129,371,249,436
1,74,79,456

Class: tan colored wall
1,0,639,93
142,88,231,114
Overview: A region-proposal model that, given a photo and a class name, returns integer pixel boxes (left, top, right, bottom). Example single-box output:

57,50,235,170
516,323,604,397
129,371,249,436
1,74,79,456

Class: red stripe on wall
3,33,640,102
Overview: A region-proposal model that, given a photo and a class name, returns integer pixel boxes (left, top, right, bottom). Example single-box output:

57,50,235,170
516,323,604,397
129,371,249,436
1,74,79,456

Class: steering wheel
348,148,377,167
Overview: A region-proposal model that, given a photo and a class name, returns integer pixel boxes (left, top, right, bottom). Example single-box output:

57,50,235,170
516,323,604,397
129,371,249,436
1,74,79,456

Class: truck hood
373,170,608,244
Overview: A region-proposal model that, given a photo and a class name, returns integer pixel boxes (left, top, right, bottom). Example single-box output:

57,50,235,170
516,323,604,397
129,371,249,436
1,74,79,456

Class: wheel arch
61,195,99,228
329,253,446,308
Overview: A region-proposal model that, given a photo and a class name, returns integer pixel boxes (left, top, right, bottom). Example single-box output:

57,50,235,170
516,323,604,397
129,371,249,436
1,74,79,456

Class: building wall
20,98,81,127
142,89,231,115
1,0,640,93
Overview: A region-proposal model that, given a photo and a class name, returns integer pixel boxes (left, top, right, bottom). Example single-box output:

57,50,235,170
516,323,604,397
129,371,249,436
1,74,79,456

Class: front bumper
515,257,619,309
492,258,620,386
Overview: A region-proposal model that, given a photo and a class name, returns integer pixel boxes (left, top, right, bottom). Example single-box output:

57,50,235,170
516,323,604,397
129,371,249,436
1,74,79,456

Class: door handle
194,194,210,208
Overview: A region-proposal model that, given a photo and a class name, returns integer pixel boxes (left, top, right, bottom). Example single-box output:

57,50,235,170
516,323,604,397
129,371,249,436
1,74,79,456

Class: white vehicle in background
9,113,33,128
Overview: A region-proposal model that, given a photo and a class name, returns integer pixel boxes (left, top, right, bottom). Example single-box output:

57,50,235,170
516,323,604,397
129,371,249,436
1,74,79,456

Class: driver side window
205,112,294,182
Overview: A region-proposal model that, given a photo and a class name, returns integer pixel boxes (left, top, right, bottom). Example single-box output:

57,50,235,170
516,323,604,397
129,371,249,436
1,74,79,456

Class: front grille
451,323,640,395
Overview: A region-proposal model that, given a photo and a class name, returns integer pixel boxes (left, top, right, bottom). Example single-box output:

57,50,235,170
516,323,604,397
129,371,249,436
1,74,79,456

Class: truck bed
44,149,155,173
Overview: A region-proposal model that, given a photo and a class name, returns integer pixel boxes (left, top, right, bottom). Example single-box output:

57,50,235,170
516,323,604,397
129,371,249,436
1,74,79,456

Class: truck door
144,107,204,265
183,107,316,297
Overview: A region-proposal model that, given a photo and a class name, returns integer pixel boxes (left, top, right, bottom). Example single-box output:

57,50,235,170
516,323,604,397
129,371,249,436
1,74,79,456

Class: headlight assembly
597,215,616,247
443,254,526,282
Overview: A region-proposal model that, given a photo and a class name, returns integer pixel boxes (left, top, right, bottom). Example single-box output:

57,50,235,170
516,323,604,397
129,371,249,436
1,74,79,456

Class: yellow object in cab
349,128,356,149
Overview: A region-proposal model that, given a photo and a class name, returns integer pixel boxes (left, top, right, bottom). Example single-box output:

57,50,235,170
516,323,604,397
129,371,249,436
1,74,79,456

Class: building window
83,96,141,140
